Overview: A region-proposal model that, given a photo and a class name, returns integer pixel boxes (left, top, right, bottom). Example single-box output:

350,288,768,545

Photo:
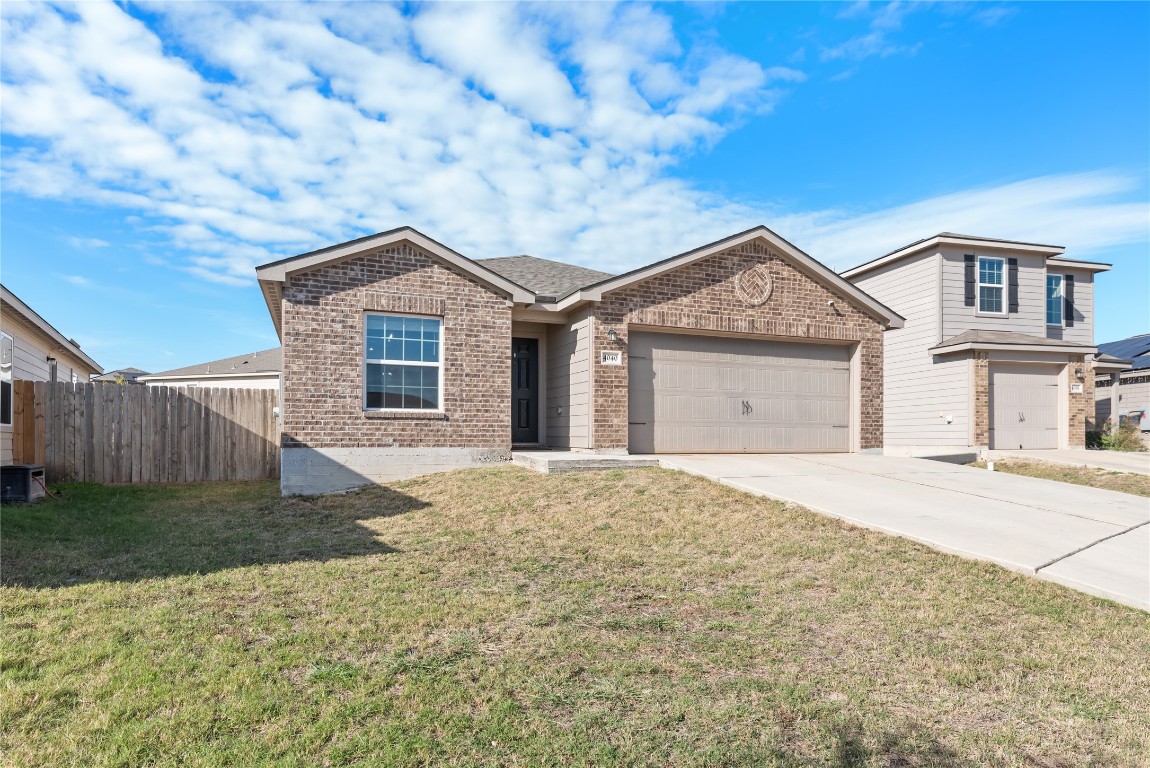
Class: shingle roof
476,255,614,300
145,347,282,378
1098,334,1150,371
929,330,1096,351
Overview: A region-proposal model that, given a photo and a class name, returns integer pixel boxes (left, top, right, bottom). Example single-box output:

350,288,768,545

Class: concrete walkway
656,453,1150,611
988,448,1150,476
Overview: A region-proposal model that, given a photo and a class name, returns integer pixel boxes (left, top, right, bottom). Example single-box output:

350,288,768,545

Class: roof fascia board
931,342,1098,356
570,227,904,329
0,287,102,373
843,236,1065,279
1045,258,1112,272
255,229,534,304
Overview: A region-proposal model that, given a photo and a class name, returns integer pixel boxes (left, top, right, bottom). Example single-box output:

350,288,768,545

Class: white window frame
363,312,444,413
977,256,1006,315
1,332,12,427
1046,274,1063,327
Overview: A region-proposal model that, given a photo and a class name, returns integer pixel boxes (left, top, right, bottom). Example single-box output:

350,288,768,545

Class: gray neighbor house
843,233,1108,455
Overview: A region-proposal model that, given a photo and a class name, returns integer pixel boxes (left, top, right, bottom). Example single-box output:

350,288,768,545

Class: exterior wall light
1074,367,1084,380
606,327,619,343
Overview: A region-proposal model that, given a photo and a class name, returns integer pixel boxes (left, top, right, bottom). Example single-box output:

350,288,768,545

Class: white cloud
59,274,91,286
1,1,782,281
66,236,110,249
774,171,1150,271
1,1,1146,291
821,2,921,62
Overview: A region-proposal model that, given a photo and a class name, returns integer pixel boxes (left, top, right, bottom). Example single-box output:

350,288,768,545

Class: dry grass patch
972,458,1150,497
3,468,1149,767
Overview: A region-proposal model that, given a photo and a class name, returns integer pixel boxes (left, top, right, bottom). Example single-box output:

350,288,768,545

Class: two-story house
842,234,1109,455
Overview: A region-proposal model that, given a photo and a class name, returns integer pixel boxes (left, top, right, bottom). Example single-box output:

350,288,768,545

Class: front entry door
512,338,539,444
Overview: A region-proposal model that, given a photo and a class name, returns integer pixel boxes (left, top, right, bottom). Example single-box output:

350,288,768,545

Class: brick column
973,353,990,447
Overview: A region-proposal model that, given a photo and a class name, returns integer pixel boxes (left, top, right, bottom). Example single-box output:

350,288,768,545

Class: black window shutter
1064,274,1075,327
1007,258,1019,313
964,255,975,307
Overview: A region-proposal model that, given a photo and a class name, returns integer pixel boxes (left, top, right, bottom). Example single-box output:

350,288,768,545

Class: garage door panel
989,364,1059,450
628,332,851,453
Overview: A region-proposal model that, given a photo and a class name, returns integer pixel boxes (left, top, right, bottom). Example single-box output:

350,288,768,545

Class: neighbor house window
1,333,12,426
1046,274,1063,326
978,256,1005,314
364,314,441,410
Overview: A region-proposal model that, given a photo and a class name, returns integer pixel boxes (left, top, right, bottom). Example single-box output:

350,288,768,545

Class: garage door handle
741,400,753,415
1019,411,1025,423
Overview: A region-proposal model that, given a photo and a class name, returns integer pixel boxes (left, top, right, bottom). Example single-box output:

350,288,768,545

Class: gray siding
852,251,972,448
941,246,1047,339
9,332,79,383
546,311,591,449
1044,268,1094,345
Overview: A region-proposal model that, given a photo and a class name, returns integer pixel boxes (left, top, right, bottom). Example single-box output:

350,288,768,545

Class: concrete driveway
657,453,1150,611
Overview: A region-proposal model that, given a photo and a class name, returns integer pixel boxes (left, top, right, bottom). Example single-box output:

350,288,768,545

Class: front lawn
972,458,1150,498
3,468,1148,767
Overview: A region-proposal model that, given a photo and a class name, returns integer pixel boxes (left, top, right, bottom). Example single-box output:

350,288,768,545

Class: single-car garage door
628,332,851,453
989,364,1060,449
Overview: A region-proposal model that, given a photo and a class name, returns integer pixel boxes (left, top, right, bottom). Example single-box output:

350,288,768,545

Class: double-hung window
364,314,441,410
978,256,1005,314
1046,274,1063,326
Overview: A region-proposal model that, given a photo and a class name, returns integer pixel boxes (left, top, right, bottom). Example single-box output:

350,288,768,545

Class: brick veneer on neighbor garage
589,239,887,450
281,242,512,451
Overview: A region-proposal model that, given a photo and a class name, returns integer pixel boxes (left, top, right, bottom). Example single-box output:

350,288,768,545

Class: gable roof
255,227,535,335
841,233,1081,280
140,347,282,380
1099,333,1150,371
254,225,905,336
0,284,102,375
477,255,613,300
557,226,904,328
929,330,1096,355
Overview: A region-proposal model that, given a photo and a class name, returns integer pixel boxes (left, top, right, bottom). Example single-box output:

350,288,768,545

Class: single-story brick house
255,226,903,494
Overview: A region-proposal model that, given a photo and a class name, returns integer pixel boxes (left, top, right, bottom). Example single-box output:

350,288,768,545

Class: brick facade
1068,355,1094,443
589,239,887,450
973,353,990,446
280,242,512,451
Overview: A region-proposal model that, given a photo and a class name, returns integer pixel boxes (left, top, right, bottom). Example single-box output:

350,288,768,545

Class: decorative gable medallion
734,259,773,307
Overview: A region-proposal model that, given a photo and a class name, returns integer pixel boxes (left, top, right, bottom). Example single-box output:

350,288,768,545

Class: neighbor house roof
255,225,906,336
0,283,102,375
140,347,281,381
92,367,150,382
476,255,614,301
929,330,1097,355
1098,333,1150,371
840,233,1113,280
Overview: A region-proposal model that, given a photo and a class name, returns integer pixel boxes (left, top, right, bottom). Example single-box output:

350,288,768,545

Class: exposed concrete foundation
281,446,510,495
512,451,659,474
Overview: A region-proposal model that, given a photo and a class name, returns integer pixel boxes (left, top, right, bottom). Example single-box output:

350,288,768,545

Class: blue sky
2,1,1147,374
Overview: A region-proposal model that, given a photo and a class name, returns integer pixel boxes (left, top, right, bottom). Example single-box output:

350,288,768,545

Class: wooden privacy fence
11,381,279,483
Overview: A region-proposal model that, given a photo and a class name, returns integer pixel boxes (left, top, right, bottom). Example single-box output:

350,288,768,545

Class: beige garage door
990,364,1060,449
628,332,851,453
